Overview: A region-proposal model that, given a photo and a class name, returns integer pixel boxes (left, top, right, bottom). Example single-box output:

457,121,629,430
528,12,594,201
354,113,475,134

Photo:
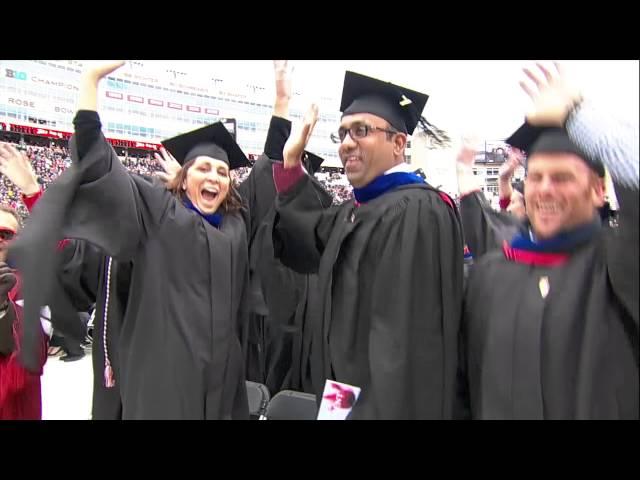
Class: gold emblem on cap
399,95,412,107
538,276,550,299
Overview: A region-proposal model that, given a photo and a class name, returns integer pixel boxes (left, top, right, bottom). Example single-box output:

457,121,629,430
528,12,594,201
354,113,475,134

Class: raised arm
497,148,525,211
8,62,169,372
456,143,521,258
0,142,42,211
63,61,171,259
272,104,340,273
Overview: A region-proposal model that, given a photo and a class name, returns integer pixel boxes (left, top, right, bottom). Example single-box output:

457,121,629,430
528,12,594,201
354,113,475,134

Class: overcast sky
138,60,638,141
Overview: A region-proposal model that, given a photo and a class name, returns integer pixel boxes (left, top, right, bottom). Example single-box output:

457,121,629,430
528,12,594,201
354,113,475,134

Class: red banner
9,124,72,140
106,137,161,151
7,123,161,151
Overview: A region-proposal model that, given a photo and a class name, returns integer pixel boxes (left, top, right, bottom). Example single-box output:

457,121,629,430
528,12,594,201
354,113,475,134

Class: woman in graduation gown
155,61,332,396
457,63,638,420
11,61,250,419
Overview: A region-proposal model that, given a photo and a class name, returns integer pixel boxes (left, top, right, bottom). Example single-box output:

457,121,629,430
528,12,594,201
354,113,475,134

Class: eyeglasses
330,123,399,144
0,228,16,242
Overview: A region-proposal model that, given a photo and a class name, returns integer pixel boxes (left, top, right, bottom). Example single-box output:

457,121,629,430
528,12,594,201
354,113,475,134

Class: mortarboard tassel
417,116,451,149
102,256,115,388
104,361,115,388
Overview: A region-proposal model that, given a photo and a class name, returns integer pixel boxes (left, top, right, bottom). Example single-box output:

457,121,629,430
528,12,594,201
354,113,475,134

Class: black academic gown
459,183,639,419
273,174,464,419
236,153,276,386
90,254,130,420
12,127,249,420
241,156,331,394
55,240,129,420
237,116,332,395
460,191,521,260
42,241,97,347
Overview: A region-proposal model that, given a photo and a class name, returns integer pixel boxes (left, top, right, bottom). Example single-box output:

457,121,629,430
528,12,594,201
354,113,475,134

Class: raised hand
154,147,181,184
498,147,524,180
456,144,477,168
455,140,482,195
82,61,126,83
78,61,126,112
519,62,582,127
283,104,319,169
274,60,293,101
273,60,294,119
0,142,40,195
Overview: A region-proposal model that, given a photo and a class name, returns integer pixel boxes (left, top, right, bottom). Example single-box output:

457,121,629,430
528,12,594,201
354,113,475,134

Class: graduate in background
237,61,332,395
497,148,527,221
456,142,523,260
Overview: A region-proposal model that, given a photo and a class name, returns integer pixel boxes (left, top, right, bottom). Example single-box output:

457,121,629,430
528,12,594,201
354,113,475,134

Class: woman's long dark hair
166,158,244,214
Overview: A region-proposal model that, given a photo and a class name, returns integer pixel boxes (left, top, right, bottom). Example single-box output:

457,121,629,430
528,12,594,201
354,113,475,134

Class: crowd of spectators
315,171,353,205
0,136,356,219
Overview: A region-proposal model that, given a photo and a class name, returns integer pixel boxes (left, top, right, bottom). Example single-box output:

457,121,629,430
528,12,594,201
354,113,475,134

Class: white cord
103,256,114,387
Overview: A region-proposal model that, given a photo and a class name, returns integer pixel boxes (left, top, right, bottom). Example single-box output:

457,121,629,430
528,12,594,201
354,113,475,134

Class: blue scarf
183,197,223,228
510,218,601,253
353,171,425,204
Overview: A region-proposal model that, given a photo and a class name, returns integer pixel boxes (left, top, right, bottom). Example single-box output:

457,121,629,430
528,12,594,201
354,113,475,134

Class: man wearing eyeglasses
270,71,464,419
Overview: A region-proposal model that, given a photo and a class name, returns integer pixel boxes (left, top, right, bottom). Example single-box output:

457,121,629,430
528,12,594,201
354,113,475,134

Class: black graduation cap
262,114,324,173
303,151,324,174
340,71,429,135
161,122,249,169
506,123,604,177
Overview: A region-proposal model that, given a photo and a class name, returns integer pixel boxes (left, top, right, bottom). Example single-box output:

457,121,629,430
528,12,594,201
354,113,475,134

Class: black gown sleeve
460,191,522,259
238,115,291,241
605,182,639,329
63,112,172,260
273,174,340,274
73,110,111,183
9,111,171,372
45,240,104,343
57,240,103,311
263,116,291,161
